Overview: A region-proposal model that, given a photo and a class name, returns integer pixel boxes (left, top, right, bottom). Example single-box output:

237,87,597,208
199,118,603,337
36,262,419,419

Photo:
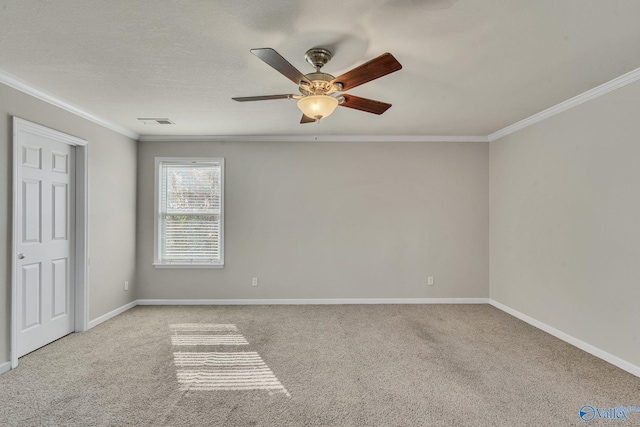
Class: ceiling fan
232,48,402,124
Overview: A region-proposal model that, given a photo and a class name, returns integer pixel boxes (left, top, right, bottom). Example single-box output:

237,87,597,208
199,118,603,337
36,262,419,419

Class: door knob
17,253,25,259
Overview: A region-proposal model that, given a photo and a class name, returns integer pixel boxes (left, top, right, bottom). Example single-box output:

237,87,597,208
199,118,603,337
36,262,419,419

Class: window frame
153,157,225,268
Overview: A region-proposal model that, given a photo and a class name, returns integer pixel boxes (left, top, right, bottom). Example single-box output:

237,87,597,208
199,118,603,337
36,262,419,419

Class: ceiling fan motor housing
299,48,343,96
299,71,341,96
305,48,332,69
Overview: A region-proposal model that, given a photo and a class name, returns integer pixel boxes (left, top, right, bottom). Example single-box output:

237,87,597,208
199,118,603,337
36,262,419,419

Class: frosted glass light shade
297,95,339,120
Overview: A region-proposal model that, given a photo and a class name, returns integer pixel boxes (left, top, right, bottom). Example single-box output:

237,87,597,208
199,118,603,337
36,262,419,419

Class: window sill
153,263,224,269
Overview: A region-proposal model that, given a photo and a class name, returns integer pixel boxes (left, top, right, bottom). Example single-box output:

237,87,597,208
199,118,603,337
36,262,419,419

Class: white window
154,158,224,268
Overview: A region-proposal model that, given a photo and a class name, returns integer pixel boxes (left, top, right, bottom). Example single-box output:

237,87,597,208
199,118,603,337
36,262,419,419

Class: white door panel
16,127,75,357
21,262,41,330
22,179,41,243
52,258,68,318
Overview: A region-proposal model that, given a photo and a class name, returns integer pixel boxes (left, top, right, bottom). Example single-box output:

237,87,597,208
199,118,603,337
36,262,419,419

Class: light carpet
0,305,639,426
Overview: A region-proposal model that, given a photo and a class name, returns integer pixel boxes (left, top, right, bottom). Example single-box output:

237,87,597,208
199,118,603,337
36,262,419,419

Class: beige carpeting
1,305,639,426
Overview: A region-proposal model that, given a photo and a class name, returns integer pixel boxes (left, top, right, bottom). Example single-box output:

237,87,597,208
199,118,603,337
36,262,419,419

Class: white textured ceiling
1,0,640,137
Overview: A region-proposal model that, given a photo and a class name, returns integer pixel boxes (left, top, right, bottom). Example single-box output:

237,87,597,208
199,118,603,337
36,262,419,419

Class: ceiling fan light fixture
297,95,339,120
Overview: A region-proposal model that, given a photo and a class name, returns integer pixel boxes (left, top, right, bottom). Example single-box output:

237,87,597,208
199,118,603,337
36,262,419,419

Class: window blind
158,161,223,265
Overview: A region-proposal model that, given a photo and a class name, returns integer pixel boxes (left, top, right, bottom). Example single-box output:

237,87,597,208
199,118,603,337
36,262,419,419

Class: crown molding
488,65,640,141
5,63,640,144
138,134,489,143
0,69,140,140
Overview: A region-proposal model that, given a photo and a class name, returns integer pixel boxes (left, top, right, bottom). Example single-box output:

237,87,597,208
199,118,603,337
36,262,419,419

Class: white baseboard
136,298,489,305
88,300,138,329
489,299,640,378
0,361,11,375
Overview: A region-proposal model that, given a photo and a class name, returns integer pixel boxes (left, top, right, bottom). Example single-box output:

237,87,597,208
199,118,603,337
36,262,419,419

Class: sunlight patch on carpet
169,324,289,396
169,324,238,332
174,352,264,366
171,335,249,345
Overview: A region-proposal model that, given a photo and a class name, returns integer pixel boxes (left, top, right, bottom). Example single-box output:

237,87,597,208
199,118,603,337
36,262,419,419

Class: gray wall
490,80,640,367
0,83,137,366
136,140,489,300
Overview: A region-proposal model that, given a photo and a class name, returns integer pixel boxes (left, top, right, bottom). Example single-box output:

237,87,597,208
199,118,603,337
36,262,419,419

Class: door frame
11,117,89,369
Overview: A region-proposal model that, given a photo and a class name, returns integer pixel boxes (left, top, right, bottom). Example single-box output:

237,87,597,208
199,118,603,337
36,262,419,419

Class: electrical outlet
124,281,129,291
427,277,434,286
252,277,258,287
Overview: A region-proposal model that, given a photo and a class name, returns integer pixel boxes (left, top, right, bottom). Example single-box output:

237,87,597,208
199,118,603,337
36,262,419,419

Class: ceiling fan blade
251,48,312,85
339,94,392,115
300,114,315,124
332,53,402,91
232,94,295,102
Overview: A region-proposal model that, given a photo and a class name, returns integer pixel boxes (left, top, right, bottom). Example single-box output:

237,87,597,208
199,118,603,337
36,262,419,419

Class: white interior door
15,125,76,357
